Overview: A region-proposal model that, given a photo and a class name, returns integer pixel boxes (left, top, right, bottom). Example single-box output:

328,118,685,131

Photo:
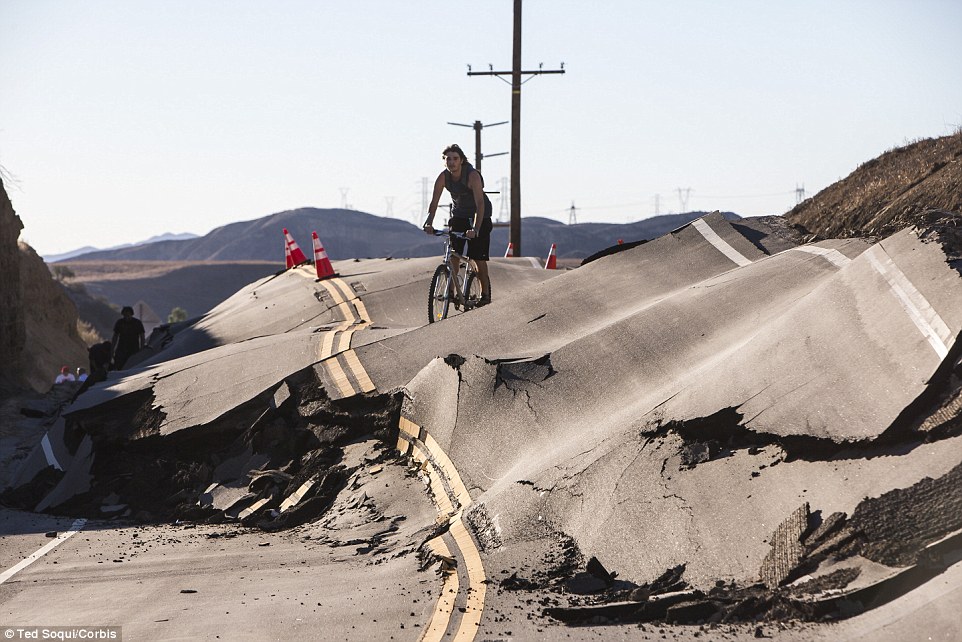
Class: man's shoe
476,296,491,308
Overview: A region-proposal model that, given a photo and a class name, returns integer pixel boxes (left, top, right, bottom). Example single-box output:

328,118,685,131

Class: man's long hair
442,144,468,164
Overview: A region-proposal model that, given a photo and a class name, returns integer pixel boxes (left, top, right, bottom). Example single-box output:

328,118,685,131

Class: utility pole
467,0,564,256
447,120,508,170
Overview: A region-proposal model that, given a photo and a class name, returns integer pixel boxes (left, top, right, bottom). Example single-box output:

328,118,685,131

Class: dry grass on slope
787,132,962,240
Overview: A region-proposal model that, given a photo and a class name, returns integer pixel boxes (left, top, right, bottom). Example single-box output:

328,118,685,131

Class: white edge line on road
691,218,753,267
0,519,87,585
40,434,63,471
791,245,852,268
866,246,951,359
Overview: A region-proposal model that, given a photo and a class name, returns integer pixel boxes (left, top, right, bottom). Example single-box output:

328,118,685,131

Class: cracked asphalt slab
3,213,962,640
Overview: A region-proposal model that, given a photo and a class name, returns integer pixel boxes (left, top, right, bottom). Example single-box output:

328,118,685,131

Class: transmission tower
653,193,661,216
676,187,692,213
339,188,350,209
497,177,509,223
795,183,806,204
568,201,577,225
414,176,430,220
385,196,394,217
467,0,565,256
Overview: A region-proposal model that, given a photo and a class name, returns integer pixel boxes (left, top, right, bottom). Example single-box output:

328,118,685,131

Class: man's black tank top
445,163,492,219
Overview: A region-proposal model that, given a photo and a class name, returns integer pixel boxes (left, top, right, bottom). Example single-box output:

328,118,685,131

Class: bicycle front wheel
463,271,482,310
428,264,452,323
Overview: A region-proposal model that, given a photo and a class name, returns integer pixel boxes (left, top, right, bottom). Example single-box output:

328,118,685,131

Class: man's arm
423,173,446,233
466,172,485,238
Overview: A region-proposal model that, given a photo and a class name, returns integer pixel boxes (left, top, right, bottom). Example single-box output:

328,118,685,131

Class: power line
526,184,807,218
697,190,797,199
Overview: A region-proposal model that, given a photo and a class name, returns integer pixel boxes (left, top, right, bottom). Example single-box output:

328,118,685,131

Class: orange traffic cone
285,240,293,269
504,242,514,258
312,231,337,280
284,228,309,265
545,243,557,270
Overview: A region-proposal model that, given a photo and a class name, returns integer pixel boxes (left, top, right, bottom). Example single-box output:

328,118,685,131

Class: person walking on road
112,305,145,370
88,341,112,382
422,143,493,306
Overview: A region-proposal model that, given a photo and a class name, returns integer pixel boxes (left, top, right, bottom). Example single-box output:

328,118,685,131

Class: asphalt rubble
2,365,404,533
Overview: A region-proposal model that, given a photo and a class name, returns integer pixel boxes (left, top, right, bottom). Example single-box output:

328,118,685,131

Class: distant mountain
141,232,200,244
44,232,199,263
44,246,100,263
73,208,741,262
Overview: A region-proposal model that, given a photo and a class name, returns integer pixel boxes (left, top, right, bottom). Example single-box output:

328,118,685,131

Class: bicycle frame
441,233,475,305
429,230,480,322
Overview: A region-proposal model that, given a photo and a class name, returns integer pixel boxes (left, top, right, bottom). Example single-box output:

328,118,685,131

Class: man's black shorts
449,216,492,261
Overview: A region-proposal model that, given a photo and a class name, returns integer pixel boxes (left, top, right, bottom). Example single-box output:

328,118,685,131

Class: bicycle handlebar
430,229,469,239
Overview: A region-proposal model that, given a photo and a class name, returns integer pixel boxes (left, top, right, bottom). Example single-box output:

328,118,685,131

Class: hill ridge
69,208,739,262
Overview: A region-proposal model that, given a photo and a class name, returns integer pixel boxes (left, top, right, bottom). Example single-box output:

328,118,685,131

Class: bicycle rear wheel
428,264,452,323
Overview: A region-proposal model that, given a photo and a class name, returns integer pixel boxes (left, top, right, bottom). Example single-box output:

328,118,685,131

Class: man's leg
450,255,461,283
473,215,493,303
476,260,491,302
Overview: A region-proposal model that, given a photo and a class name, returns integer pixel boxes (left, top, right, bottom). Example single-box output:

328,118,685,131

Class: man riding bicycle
423,143,493,307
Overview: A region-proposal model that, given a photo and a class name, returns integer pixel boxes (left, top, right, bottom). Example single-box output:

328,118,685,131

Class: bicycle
427,229,482,323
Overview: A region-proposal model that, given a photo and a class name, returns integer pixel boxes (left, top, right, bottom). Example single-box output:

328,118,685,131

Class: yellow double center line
295,268,377,399
398,417,487,642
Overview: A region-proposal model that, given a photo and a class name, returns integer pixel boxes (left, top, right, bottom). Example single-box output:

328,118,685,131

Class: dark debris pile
1,365,404,532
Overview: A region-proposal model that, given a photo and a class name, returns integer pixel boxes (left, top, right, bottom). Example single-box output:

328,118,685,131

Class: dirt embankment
18,243,89,392
787,132,962,239
0,177,88,395
0,176,25,394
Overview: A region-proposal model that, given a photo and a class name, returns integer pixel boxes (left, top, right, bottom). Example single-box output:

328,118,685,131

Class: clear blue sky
2,0,960,255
